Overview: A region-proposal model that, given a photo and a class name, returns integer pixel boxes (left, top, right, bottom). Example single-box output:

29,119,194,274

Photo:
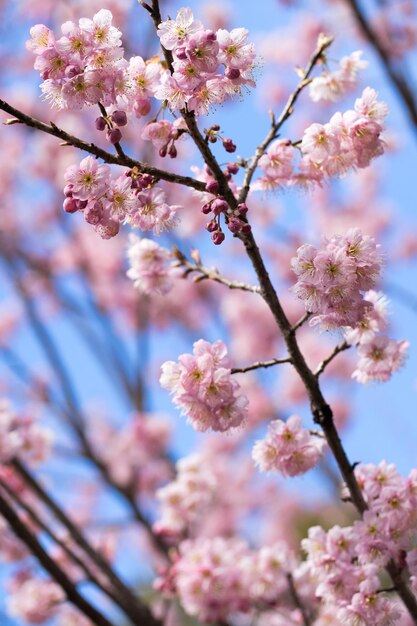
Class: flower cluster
27,10,125,110
160,339,248,432
156,537,296,623
126,236,178,296
63,157,180,238
303,461,417,625
156,8,257,115
90,412,172,493
343,290,410,384
28,7,256,117
309,50,368,103
7,578,65,624
257,88,388,189
0,401,53,466
352,334,409,384
252,415,326,477
154,453,217,539
291,228,383,329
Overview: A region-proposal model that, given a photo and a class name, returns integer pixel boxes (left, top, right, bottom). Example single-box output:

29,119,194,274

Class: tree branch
345,0,417,134
0,490,117,626
231,356,292,374
314,341,351,377
0,99,205,192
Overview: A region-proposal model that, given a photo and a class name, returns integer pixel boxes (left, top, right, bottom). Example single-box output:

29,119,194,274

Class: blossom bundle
160,339,248,432
63,157,179,238
252,415,326,477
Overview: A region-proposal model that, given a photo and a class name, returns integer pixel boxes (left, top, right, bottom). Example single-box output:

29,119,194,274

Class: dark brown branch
287,573,312,626
13,461,161,626
0,477,123,609
0,491,117,626
231,356,292,374
345,0,417,133
238,35,333,204
314,341,351,377
173,248,261,293
0,99,205,192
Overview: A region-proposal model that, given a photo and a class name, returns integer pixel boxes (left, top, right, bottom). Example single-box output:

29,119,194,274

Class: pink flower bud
212,198,228,215
228,218,242,234
212,231,225,245
107,128,122,144
206,219,218,233
175,47,187,60
95,117,107,131
201,202,212,214
223,138,236,153
225,67,240,80
65,65,81,78
111,110,128,127
227,162,239,175
134,98,151,117
205,180,219,194
63,197,78,213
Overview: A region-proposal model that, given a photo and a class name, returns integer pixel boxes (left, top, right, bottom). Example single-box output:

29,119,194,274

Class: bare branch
344,0,417,134
0,99,205,192
173,248,261,294
314,341,351,378
238,35,333,204
0,491,118,626
287,573,312,626
231,357,292,374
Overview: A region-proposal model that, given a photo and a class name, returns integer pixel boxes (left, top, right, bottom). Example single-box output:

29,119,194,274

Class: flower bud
228,218,242,234
227,162,239,175
95,116,107,131
205,180,219,194
206,219,218,233
212,198,228,215
63,197,78,213
65,65,81,78
107,128,122,144
223,138,236,153
212,231,225,245
134,98,151,117
175,47,187,60
225,67,240,80
111,110,128,127
201,203,212,214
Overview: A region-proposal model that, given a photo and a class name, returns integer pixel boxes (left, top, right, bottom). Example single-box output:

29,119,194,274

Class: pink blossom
217,27,256,70
64,156,110,201
352,335,409,383
157,8,203,51
126,236,177,295
309,50,368,103
160,339,248,432
252,415,326,477
7,578,64,624
125,187,179,234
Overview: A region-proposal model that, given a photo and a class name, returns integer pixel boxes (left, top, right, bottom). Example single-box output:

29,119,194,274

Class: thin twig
238,35,333,204
0,99,205,192
291,311,312,333
345,0,417,134
231,356,292,374
0,491,117,626
314,341,351,377
287,573,312,626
